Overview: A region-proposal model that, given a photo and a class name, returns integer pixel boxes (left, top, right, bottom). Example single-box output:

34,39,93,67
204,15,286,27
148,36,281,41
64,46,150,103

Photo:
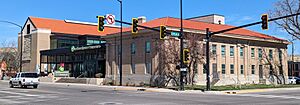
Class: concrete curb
39,81,176,93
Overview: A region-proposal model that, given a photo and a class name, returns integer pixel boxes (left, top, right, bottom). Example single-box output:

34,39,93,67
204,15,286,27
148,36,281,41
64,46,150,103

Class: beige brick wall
105,29,289,86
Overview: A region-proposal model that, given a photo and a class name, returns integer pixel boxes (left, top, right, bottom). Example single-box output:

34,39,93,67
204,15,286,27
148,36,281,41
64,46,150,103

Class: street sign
106,14,115,25
171,32,180,37
180,68,187,72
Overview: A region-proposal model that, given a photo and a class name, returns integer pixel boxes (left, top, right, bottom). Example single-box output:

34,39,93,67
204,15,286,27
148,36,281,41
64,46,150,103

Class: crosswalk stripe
231,94,300,100
0,90,39,97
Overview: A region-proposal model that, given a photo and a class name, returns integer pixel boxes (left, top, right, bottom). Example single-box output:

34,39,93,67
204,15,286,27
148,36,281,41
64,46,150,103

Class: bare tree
260,48,286,85
0,40,20,71
271,0,300,40
151,38,180,87
150,33,209,87
185,33,206,85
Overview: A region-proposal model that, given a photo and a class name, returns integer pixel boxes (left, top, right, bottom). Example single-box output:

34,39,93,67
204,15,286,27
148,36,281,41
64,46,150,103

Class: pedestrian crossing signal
183,49,190,64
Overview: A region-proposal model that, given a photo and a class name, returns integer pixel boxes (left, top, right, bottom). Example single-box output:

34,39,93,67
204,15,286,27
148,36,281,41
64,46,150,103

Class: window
251,48,255,58
26,24,30,34
117,45,121,55
221,45,226,57
230,64,234,74
194,64,198,74
145,41,151,53
203,64,206,74
240,65,244,74
269,49,273,60
57,39,78,48
212,45,217,55
131,43,136,54
251,65,255,74
131,63,136,74
145,62,151,74
230,46,234,57
222,64,226,74
279,50,282,61
240,47,244,57
258,48,262,59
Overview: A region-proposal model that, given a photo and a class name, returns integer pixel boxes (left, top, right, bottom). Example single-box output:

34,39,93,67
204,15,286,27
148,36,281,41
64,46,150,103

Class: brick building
105,14,289,86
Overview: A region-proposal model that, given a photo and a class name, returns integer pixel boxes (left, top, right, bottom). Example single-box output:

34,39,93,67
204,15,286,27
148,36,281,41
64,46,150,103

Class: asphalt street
0,80,300,105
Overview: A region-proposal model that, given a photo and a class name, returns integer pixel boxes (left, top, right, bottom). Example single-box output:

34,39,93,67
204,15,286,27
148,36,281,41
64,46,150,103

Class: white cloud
227,15,255,26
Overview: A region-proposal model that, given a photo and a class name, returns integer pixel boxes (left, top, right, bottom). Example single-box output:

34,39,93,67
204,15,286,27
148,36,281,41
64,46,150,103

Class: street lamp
116,0,123,86
0,20,23,72
289,38,296,76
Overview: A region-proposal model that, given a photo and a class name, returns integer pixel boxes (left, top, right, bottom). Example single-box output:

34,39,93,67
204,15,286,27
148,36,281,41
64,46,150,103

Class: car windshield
21,73,38,78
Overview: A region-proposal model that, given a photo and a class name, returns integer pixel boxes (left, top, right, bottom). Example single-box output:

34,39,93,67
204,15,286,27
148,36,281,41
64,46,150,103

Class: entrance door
212,63,218,79
259,65,263,79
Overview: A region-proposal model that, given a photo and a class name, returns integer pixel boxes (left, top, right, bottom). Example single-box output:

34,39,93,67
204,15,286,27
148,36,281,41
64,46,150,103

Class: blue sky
0,0,298,54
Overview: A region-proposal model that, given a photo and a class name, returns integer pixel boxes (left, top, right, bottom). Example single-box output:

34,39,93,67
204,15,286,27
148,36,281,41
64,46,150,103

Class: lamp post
117,0,123,86
0,20,23,72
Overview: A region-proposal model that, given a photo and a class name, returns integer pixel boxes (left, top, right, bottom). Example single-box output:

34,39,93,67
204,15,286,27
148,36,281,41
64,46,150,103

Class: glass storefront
41,35,106,78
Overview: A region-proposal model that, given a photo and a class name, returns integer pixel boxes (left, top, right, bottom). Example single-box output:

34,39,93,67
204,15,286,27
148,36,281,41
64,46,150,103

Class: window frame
221,45,226,57
230,64,234,74
222,64,226,74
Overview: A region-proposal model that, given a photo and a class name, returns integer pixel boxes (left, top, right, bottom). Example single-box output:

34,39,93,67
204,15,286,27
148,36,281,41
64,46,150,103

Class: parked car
288,76,300,84
9,72,39,88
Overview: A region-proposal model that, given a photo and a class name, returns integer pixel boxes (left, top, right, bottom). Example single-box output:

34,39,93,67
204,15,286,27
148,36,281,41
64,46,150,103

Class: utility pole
117,0,123,86
205,28,211,91
179,0,184,91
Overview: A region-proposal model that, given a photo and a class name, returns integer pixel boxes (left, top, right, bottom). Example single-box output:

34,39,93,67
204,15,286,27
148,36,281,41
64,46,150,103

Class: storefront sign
71,45,102,52
54,71,69,77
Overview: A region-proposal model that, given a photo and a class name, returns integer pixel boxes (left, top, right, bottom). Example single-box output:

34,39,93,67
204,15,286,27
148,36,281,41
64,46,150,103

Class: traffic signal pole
205,28,211,91
117,0,123,86
179,0,184,91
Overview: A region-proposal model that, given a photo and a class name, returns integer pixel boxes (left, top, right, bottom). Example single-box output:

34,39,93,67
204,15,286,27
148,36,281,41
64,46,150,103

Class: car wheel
33,85,38,89
19,82,23,88
9,82,13,88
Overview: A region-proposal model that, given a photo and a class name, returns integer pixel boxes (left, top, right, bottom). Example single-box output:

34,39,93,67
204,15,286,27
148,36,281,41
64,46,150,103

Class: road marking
232,94,300,100
0,90,39,97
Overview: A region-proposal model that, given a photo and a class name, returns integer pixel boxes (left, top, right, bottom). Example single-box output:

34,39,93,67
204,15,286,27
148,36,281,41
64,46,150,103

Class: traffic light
160,25,167,39
132,18,138,34
183,49,190,64
261,14,268,30
98,16,105,32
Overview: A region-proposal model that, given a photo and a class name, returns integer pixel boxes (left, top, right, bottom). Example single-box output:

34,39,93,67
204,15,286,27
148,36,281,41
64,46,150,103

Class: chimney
137,16,146,24
187,14,225,25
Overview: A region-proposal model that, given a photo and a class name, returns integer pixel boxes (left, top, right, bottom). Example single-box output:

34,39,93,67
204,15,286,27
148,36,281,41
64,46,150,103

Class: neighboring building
288,55,300,77
105,14,289,86
18,17,119,78
18,15,289,86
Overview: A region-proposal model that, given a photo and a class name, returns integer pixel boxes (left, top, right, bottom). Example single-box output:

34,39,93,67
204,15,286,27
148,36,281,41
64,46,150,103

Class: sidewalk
4,80,299,94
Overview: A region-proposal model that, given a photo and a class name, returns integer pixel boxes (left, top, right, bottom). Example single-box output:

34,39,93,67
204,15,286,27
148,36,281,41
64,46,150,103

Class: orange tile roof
29,17,119,36
118,17,284,41
29,16,283,41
